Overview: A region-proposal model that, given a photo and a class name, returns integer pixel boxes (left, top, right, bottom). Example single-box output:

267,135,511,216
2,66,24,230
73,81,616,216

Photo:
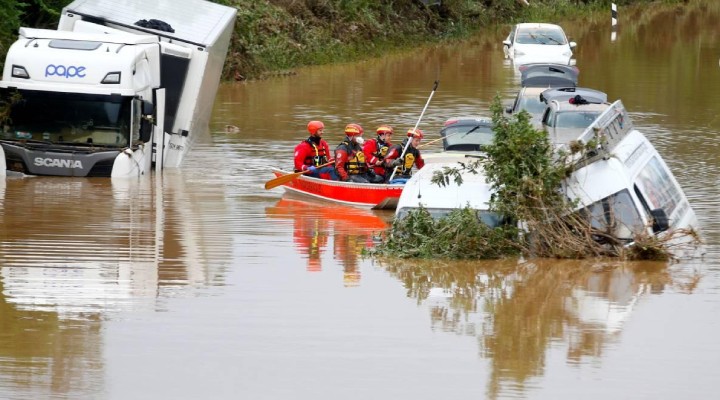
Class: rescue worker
293,120,337,180
383,128,426,183
363,125,393,182
334,123,384,183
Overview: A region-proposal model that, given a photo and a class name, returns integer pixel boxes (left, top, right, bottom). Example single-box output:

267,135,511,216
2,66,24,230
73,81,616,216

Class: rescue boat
269,168,404,210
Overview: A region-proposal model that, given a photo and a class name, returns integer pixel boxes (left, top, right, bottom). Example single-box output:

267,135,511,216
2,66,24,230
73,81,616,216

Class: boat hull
271,169,403,210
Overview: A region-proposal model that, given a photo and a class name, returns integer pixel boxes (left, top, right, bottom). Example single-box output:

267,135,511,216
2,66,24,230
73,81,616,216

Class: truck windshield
0,90,132,147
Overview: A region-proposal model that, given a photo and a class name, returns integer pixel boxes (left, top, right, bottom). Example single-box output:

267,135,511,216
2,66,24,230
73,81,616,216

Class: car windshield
555,111,601,129
518,97,547,114
442,124,494,151
397,208,505,227
516,27,567,45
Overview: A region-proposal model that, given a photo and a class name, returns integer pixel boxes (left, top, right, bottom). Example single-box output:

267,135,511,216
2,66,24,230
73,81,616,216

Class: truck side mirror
142,100,154,115
650,208,669,233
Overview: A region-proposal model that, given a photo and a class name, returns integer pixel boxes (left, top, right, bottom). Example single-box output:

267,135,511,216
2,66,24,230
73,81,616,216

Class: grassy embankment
214,0,678,81
0,0,689,80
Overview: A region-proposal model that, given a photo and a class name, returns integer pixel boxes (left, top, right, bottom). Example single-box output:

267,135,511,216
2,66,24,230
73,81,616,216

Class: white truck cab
0,0,236,177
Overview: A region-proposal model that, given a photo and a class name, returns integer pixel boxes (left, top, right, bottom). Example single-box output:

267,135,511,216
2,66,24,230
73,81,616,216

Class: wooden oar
264,161,334,190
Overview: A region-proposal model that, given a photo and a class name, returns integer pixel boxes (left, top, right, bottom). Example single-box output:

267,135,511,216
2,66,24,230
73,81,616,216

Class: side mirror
569,41,577,48
650,208,670,233
142,100,154,115
502,39,511,47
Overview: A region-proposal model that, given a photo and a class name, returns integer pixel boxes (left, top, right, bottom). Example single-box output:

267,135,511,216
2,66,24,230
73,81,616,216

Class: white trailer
0,0,236,177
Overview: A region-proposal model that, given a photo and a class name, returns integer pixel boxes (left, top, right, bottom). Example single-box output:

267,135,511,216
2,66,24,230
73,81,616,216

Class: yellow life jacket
347,151,366,174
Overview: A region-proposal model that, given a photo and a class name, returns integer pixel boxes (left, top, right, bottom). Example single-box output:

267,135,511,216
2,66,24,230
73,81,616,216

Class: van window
578,189,644,240
634,157,682,216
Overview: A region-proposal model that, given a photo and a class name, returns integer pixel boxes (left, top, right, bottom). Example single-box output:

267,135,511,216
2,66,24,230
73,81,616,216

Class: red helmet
344,123,364,137
307,120,324,135
376,125,394,135
407,128,424,139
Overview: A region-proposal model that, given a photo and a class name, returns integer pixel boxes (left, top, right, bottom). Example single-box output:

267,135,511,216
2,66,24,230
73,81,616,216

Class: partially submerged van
563,101,698,242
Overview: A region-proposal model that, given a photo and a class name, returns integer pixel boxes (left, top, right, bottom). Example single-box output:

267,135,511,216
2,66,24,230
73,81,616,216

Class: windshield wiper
462,125,481,137
528,33,543,44
537,33,562,45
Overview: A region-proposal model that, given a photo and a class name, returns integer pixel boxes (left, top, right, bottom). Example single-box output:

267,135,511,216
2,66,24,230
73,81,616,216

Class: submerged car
519,63,579,87
395,117,498,221
505,63,580,126
503,23,576,66
539,87,610,145
440,117,494,152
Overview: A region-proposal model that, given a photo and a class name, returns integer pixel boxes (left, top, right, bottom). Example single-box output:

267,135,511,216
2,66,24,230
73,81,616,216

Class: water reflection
0,174,231,314
0,172,233,397
265,196,389,286
380,257,702,399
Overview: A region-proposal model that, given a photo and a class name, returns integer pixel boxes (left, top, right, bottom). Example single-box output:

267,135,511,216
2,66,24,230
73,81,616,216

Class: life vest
373,138,390,160
390,141,420,177
339,140,366,175
304,137,329,166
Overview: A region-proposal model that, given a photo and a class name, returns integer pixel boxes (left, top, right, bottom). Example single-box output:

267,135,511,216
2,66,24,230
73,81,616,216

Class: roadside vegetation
0,1,691,80
369,96,701,261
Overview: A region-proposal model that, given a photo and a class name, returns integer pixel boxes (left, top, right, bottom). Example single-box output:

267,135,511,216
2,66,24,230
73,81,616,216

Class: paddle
388,80,439,182
264,161,334,190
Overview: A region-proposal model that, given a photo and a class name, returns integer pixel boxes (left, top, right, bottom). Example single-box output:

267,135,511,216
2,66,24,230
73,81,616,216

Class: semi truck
0,0,237,177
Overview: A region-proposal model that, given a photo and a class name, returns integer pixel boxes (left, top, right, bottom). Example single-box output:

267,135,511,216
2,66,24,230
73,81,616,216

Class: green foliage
484,96,567,222
370,206,521,259
0,1,25,65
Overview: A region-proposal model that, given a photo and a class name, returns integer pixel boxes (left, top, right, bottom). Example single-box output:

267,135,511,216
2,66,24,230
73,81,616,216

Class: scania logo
45,64,87,78
34,157,83,169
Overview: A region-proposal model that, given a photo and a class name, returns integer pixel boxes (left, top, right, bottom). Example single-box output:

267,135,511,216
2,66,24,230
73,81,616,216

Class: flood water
2,2,720,399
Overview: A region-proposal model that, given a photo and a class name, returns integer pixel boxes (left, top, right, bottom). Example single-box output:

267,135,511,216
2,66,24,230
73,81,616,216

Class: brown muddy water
2,2,720,399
